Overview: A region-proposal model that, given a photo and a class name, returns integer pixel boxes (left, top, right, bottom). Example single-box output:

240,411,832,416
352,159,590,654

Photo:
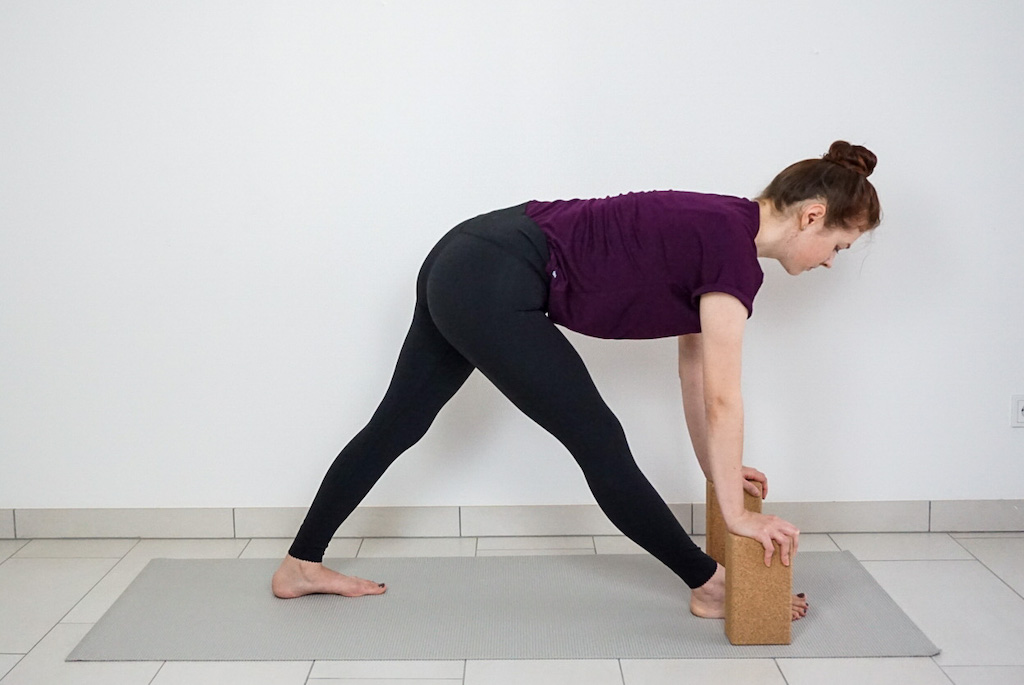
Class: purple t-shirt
525,190,763,339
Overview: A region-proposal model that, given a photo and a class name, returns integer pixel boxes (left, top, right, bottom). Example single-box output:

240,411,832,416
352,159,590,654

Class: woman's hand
741,466,767,499
727,510,800,567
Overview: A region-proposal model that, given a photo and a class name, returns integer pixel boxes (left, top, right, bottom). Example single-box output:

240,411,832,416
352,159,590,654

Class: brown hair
758,141,881,231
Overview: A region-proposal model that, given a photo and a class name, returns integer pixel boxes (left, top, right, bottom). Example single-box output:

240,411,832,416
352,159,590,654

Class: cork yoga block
706,480,793,645
724,534,792,645
705,480,762,566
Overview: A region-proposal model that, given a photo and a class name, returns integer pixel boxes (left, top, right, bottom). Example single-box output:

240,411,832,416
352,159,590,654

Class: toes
791,592,809,621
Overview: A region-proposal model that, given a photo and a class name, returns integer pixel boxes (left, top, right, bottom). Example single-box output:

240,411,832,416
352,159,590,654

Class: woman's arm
693,293,799,566
697,293,748,528
679,327,768,496
678,332,712,480
679,333,770,493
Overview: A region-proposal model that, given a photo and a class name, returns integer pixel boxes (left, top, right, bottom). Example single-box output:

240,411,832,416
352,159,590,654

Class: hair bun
823,140,877,177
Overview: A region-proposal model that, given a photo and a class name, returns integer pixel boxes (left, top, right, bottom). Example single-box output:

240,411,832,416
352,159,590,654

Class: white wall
1,0,1022,509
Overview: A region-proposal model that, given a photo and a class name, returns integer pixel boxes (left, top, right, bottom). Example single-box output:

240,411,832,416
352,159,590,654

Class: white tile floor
1,533,1023,684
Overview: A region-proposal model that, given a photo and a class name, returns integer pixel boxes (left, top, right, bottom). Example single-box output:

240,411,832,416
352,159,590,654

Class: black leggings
288,204,718,589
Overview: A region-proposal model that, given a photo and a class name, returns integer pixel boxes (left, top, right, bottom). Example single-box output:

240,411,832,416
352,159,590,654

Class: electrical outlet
1013,395,1024,428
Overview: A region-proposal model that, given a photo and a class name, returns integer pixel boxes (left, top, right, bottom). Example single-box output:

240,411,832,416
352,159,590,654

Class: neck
754,199,793,260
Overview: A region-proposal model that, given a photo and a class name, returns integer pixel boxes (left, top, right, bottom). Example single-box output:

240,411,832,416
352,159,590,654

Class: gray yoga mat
69,552,938,661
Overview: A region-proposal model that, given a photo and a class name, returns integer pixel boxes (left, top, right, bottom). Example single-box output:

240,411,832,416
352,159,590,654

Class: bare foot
690,564,727,618
689,564,809,621
271,555,387,599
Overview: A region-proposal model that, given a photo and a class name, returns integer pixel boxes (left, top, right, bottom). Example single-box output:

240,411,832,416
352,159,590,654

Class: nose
821,255,835,269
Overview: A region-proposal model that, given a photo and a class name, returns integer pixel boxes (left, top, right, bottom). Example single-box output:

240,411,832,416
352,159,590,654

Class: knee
566,436,639,491
561,409,629,457
357,411,433,458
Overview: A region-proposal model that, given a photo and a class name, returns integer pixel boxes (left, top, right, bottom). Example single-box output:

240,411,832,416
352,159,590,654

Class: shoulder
665,191,757,228
527,191,758,240
617,191,757,235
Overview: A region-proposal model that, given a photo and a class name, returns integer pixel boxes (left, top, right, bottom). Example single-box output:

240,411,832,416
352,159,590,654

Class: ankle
694,564,724,593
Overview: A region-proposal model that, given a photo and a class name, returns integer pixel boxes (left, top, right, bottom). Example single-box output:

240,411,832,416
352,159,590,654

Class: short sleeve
691,224,763,318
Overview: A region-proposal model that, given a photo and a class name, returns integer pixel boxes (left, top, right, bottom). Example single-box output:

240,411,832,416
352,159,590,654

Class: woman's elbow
704,394,743,424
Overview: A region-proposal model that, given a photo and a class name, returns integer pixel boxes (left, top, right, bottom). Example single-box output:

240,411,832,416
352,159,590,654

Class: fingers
731,512,799,566
779,533,792,567
740,466,768,499
779,521,800,566
762,531,790,567
741,465,766,482
763,517,800,567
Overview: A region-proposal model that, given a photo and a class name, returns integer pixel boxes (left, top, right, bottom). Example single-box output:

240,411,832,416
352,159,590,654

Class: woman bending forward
272,141,882,622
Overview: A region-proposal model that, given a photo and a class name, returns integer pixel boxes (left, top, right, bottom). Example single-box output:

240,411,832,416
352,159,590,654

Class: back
525,191,763,339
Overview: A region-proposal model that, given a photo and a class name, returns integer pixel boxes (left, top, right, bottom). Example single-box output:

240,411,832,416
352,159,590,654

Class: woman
272,141,881,622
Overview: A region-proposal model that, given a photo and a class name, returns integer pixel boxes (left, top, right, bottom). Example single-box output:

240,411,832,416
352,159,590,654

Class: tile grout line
12,613,74,673
50,622,99,625
302,659,315,685
146,661,166,685
55,545,131,628
949,535,974,558
951,536,1024,603
0,653,28,683
773,658,791,685
931,656,958,685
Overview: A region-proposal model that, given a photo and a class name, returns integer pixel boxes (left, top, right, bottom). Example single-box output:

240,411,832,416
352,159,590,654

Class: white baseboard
0,509,13,538
460,504,693,537
233,506,461,538
930,499,1024,532
4,500,1022,539
14,508,234,539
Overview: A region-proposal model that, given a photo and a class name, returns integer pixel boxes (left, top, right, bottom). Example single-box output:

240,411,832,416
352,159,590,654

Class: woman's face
783,211,865,275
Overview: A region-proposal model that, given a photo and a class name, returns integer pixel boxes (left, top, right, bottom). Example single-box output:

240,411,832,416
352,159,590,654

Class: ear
801,201,827,229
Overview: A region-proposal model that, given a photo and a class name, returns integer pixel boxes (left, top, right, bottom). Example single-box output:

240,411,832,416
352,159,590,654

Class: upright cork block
705,480,762,565
724,534,792,645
